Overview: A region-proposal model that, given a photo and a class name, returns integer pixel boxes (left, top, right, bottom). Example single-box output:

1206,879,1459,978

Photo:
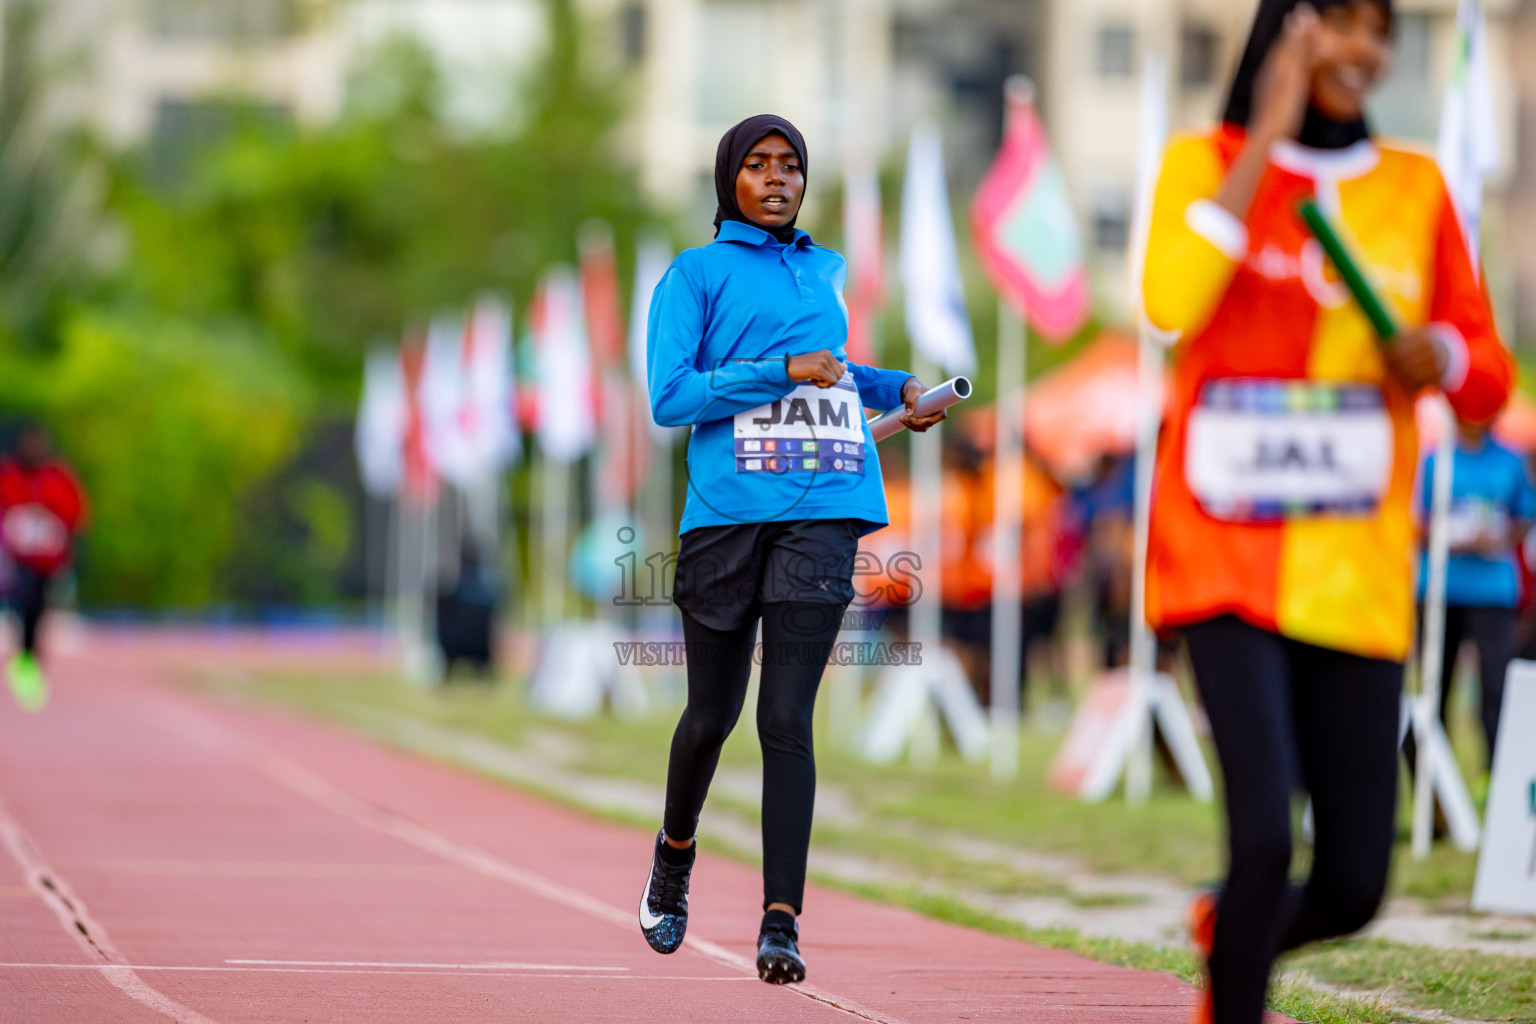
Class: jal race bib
1186,379,1393,522
734,372,866,475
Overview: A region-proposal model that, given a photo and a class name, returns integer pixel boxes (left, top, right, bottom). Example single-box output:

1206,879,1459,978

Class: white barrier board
1472,660,1536,915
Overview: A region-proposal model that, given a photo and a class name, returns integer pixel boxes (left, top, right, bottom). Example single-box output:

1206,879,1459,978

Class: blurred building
36,0,1536,343
627,0,1530,337
619,0,1042,237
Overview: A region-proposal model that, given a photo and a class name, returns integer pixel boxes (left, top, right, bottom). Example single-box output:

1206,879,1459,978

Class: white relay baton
866,376,972,443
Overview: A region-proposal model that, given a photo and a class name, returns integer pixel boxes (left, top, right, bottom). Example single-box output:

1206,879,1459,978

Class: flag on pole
531,266,597,465
628,233,676,444
422,312,472,486
1438,0,1500,266
969,79,1089,342
843,160,886,364
579,221,625,365
398,332,438,506
1411,0,1503,860
581,220,648,503
461,295,519,474
900,123,976,374
355,346,408,498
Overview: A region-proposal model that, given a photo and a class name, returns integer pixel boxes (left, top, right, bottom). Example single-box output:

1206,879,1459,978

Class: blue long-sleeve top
647,220,913,535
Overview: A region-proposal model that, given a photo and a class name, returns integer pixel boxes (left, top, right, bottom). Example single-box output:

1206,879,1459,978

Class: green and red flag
970,80,1089,342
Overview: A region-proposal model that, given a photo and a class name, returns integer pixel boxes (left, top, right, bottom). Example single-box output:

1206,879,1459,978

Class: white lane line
0,963,751,981
0,797,220,1024
225,959,627,971
152,699,911,1024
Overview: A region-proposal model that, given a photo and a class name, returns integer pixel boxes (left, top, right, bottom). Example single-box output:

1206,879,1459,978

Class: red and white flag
843,161,885,365
581,221,647,500
435,296,520,487
531,267,596,465
422,312,470,485
628,233,676,444
399,333,438,506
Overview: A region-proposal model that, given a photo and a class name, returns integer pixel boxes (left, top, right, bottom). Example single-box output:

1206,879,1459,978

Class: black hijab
713,114,808,244
1222,0,1393,150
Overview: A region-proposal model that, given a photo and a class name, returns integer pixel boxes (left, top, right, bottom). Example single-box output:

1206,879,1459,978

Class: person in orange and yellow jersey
1141,1,1513,1022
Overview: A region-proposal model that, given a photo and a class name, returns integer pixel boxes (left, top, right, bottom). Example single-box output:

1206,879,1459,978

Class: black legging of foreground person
664,600,844,913
1183,616,1401,1023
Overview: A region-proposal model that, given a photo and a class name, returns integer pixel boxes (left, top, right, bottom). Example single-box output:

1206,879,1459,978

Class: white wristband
1427,323,1469,394
1185,200,1249,261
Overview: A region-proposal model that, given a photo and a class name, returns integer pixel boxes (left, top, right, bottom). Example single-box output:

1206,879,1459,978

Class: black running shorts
672,519,864,631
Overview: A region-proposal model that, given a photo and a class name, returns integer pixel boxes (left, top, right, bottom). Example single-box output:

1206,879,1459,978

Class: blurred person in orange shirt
939,433,993,701
0,422,87,711
931,435,1068,708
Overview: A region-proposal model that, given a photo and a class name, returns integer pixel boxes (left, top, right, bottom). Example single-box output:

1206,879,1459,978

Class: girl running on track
637,113,944,984
1142,2,1512,1022
0,422,87,711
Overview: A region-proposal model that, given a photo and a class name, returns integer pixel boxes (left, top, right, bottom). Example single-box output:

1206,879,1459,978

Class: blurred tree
0,0,106,351
110,0,647,403
0,309,309,606
14,0,652,608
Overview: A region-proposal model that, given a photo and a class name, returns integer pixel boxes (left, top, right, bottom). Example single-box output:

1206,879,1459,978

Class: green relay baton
1297,199,1399,343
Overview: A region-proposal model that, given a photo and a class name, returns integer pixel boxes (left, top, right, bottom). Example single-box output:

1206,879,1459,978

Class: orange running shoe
1187,891,1217,1024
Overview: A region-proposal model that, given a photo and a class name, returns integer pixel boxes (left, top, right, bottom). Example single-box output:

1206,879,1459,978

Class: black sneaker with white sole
756,909,805,984
639,830,693,954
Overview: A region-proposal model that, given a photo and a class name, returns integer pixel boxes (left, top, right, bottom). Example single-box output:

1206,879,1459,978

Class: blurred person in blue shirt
1416,415,1536,768
1066,453,1136,669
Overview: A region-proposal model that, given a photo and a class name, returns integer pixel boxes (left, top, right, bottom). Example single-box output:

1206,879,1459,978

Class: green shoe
8,653,47,711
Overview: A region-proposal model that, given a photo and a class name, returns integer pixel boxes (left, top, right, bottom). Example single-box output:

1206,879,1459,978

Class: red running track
0,631,1287,1023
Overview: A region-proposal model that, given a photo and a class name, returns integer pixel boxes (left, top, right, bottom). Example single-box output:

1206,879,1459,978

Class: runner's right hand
786,350,847,388
1251,3,1321,142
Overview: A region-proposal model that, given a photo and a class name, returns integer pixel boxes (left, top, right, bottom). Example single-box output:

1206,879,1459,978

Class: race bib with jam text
734,373,865,475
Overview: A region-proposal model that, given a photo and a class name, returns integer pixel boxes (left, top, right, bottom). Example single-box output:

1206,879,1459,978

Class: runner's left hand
899,377,947,433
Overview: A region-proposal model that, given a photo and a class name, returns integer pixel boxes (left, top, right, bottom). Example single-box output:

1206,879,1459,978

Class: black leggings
664,601,844,914
1426,605,1514,767
12,564,48,656
1183,616,1402,1024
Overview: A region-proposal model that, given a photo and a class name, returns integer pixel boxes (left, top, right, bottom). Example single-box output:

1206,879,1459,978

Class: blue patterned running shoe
639,830,693,954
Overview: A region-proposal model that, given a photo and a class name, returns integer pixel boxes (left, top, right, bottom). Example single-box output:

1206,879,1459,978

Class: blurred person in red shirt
0,422,87,710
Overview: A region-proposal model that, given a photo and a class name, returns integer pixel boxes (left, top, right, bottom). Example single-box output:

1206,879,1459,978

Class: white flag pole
1413,0,1498,858
1125,52,1171,806
990,297,1025,782
1415,414,1457,858
862,121,985,766
541,451,569,627
1125,320,1161,805
910,352,945,768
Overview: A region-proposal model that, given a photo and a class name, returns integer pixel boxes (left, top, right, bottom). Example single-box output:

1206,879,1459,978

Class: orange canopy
962,331,1165,482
